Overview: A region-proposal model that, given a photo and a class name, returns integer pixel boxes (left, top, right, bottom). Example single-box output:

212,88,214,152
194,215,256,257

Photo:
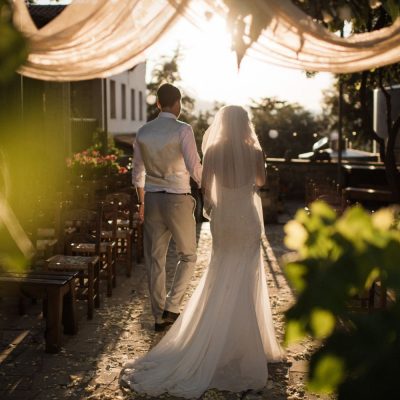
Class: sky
145,14,334,114
35,0,334,114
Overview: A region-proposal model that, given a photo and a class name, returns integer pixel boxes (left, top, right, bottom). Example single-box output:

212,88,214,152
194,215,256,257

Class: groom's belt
150,191,192,196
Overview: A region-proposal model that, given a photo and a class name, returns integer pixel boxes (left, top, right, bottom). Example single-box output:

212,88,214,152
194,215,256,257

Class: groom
132,83,202,332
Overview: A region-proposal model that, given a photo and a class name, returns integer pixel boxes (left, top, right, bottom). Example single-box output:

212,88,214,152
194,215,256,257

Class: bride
120,105,283,398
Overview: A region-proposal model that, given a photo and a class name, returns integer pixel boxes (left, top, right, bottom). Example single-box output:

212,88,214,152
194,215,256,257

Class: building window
121,83,126,119
131,89,135,121
139,90,143,121
110,80,116,119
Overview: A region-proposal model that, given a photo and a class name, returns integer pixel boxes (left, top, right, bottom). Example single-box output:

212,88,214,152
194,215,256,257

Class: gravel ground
0,202,333,400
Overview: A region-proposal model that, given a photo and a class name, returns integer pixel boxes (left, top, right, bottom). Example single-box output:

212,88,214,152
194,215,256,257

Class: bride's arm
201,151,214,218
255,150,266,187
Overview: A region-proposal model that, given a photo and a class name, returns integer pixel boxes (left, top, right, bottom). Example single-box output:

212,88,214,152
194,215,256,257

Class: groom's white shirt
132,112,202,193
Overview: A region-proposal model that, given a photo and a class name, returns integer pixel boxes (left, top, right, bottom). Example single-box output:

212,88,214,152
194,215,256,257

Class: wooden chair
26,195,64,266
117,187,144,263
61,203,117,297
104,192,134,276
305,178,345,215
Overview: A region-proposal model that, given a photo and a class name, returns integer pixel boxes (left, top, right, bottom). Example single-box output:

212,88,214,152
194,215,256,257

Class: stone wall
266,158,339,201
260,164,280,223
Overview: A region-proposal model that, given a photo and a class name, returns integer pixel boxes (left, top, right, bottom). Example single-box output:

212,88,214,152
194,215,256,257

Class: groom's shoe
154,321,172,332
162,310,180,323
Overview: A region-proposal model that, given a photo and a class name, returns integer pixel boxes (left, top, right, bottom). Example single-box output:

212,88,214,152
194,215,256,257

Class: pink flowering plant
66,147,128,178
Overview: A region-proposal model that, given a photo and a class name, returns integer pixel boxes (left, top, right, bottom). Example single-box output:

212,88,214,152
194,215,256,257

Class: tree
192,102,226,153
320,83,369,150
292,1,400,200
146,50,224,155
251,97,327,158
223,0,400,200
146,49,195,124
191,110,212,153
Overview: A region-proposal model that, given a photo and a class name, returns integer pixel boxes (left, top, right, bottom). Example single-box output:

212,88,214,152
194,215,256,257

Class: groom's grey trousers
144,192,197,322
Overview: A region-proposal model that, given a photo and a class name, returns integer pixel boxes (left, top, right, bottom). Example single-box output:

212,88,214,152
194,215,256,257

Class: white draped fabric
13,0,190,81
215,0,400,73
13,0,400,81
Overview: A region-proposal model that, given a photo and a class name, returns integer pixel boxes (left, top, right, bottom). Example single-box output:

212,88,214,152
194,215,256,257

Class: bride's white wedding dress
120,105,282,398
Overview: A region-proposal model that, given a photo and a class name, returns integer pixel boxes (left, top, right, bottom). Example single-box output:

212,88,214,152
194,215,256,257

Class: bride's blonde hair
203,105,259,150
201,105,263,191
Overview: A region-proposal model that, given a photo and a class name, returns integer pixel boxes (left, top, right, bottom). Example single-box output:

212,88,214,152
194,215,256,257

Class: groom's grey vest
137,116,191,193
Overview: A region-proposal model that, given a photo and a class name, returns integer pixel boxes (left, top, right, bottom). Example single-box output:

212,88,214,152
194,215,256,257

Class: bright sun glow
178,16,247,106
147,15,333,113
37,0,333,113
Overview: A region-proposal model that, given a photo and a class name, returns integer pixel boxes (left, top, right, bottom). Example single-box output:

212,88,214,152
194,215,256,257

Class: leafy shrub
284,201,400,399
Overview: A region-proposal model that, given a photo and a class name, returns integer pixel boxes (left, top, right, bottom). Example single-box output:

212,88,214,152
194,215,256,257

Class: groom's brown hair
157,83,181,108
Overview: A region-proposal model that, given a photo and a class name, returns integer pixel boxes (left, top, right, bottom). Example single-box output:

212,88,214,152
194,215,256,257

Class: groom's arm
132,138,146,223
179,125,202,188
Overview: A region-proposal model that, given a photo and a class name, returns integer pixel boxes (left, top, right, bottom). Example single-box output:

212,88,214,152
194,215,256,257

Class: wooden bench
343,187,394,209
342,164,387,187
46,255,100,319
0,270,78,353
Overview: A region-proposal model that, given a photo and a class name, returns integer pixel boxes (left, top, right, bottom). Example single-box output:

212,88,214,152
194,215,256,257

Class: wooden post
337,27,344,187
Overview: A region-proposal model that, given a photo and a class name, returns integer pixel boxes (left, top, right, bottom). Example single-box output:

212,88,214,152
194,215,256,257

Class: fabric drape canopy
13,0,190,80
13,0,400,81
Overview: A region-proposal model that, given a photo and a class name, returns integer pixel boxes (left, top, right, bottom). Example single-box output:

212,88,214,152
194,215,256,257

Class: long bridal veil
120,105,283,399
201,105,266,219
200,105,283,362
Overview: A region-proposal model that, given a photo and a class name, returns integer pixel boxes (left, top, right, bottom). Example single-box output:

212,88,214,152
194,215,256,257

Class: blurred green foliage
0,151,34,271
284,202,400,398
0,0,30,270
0,0,27,83
251,97,327,158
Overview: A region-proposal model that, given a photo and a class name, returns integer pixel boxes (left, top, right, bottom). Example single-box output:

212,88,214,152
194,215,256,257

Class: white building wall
106,62,147,135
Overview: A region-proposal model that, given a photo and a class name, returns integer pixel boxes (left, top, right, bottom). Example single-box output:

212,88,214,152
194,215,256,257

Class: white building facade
106,62,147,135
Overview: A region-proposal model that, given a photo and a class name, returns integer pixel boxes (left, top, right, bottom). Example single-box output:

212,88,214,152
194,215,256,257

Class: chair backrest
101,200,118,239
105,192,134,229
59,202,103,253
63,207,98,232
105,192,132,208
26,194,63,262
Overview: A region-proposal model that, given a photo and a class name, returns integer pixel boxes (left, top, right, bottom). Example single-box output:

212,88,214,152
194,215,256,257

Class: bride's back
202,105,266,248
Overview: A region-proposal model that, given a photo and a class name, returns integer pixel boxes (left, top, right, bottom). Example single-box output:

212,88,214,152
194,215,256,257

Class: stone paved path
0,204,331,400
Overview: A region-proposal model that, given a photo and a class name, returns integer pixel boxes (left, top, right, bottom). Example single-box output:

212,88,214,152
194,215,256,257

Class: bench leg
45,287,63,353
138,225,144,261
94,259,100,309
134,227,141,263
87,264,94,319
18,296,26,315
368,281,375,312
79,273,85,288
111,245,117,288
127,235,132,277
43,298,48,318
106,249,113,297
63,281,78,335
380,282,387,309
